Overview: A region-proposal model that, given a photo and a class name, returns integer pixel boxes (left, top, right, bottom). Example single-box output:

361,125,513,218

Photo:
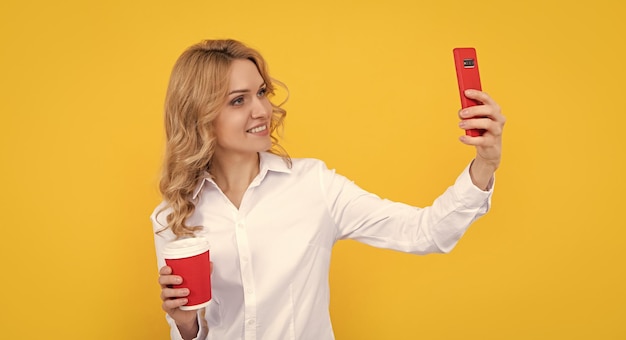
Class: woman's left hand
457,89,506,190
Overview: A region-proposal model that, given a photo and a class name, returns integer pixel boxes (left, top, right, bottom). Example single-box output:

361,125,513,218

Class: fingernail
175,277,182,284
459,120,467,128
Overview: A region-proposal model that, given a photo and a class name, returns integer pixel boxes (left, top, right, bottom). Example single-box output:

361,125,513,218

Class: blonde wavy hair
159,39,290,237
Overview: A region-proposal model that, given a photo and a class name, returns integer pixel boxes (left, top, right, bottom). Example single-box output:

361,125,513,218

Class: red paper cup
163,237,211,310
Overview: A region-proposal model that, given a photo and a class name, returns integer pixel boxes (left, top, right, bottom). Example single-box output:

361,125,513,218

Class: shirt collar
191,152,291,199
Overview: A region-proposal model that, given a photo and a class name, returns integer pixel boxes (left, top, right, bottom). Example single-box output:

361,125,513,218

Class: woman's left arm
457,89,506,190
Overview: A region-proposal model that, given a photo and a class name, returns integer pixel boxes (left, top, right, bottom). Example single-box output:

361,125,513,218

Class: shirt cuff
168,311,207,340
453,162,494,209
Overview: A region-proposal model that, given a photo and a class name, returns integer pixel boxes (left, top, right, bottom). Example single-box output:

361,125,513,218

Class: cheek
215,111,238,128
212,116,225,134
212,115,235,140
262,98,272,113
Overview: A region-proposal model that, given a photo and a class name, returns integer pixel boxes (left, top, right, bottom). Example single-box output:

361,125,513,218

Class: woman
152,39,505,340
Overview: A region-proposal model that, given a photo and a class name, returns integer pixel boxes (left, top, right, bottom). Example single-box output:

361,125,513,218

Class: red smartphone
453,47,485,137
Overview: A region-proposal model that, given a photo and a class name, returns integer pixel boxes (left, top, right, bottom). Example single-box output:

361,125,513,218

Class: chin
259,140,272,151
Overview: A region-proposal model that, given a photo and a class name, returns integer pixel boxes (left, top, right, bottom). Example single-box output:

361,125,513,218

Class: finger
159,274,183,287
162,297,189,311
459,103,503,120
460,132,495,146
459,134,486,145
459,118,503,136
159,265,172,275
464,89,497,107
160,287,190,301
461,91,504,121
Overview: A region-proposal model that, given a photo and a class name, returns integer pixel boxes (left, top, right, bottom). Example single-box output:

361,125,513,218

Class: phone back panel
453,47,482,108
454,47,484,136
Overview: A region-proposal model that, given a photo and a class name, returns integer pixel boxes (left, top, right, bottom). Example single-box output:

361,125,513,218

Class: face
213,59,273,158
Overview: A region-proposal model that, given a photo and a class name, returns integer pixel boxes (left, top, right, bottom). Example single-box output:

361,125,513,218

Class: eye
257,87,267,97
230,96,244,106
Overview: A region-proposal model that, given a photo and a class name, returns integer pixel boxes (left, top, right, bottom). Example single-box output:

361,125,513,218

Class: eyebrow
227,83,266,96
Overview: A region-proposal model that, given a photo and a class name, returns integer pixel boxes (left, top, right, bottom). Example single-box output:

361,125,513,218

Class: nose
251,96,271,119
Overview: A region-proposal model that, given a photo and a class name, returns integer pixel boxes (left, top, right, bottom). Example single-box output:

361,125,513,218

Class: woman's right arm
158,265,200,340
152,206,206,339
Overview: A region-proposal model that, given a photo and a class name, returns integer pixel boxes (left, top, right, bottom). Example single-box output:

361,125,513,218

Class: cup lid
162,237,210,259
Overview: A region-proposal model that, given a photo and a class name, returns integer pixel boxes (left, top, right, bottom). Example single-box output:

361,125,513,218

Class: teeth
248,125,267,133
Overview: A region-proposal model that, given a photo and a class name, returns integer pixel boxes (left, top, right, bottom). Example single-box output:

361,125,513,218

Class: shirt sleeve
320,161,493,254
151,206,210,340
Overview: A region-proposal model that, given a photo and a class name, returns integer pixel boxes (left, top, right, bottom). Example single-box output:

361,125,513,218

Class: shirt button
247,319,255,326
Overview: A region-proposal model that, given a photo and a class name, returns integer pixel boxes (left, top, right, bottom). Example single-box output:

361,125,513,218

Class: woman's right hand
158,265,199,337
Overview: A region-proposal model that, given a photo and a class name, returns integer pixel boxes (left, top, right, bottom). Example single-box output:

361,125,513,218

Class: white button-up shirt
152,152,493,340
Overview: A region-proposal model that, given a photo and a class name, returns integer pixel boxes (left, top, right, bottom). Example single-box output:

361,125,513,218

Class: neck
209,152,260,193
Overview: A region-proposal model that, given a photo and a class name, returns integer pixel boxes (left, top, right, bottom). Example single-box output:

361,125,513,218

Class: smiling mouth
247,125,267,133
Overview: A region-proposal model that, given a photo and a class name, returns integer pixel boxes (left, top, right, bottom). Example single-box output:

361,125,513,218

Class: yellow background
1,0,625,339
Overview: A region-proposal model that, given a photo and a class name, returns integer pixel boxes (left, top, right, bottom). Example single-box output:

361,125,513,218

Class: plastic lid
162,237,210,259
